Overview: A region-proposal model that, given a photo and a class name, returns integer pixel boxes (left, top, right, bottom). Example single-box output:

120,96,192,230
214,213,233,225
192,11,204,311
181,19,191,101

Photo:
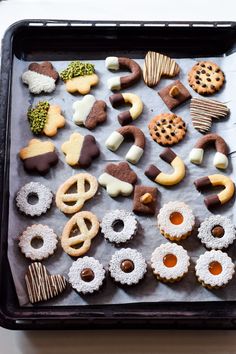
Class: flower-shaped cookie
22,61,59,94
61,132,100,168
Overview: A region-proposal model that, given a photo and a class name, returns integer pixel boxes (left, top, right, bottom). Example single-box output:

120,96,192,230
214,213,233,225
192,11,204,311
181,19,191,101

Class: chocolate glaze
118,57,142,89
118,111,133,126
120,260,134,273
80,268,95,282
109,93,125,108
78,135,100,168
23,151,58,175
204,195,221,209
145,164,161,180
105,162,137,184
117,125,145,149
160,148,176,164
194,176,211,191
28,61,59,81
85,100,107,130
194,133,229,156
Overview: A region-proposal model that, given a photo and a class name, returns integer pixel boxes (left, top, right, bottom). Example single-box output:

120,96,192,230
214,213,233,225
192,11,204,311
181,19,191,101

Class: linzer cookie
105,125,145,164
148,113,186,146
143,51,180,87
158,80,191,110
133,185,157,215
190,97,229,134
188,61,225,95
145,148,185,186
105,56,142,90
189,133,229,170
19,139,58,174
60,61,99,94
22,61,58,94
25,262,67,304
61,132,100,168
194,174,235,209
109,93,143,126
28,101,65,137
98,162,137,197
73,95,107,129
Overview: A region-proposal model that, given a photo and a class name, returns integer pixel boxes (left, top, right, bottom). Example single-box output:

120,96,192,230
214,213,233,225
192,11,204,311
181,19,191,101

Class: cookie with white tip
22,61,58,94
73,95,107,129
99,162,137,197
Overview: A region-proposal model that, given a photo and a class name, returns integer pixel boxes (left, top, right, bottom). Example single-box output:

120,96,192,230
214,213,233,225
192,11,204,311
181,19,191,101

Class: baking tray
1,19,236,330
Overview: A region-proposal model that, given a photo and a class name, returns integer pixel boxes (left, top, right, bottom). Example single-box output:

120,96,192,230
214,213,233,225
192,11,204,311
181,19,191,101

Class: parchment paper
7,54,236,306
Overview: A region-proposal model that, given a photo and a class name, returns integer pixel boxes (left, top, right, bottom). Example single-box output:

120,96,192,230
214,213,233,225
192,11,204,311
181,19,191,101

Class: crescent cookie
188,61,225,95
109,93,143,126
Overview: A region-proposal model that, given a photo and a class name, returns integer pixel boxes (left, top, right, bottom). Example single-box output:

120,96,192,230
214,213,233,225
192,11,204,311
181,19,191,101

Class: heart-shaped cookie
25,262,67,303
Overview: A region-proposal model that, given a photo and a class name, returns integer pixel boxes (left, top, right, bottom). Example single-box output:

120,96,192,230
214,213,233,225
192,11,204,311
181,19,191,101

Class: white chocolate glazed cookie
151,243,190,282
157,201,195,241
195,250,235,289
197,215,235,250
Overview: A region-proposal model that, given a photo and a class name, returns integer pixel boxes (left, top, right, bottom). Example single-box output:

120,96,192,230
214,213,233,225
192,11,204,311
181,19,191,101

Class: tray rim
1,19,236,330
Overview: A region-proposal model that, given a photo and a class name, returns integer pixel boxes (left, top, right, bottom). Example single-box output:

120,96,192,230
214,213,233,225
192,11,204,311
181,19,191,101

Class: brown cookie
133,185,157,215
105,162,137,184
188,61,225,95
28,61,59,81
158,80,191,111
148,113,187,146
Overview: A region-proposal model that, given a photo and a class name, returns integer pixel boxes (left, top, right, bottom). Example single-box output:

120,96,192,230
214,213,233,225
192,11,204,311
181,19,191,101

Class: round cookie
188,61,225,95
109,248,147,285
148,113,186,146
151,243,190,282
19,224,58,260
101,209,138,244
195,250,235,289
197,215,235,250
16,182,53,217
68,257,105,294
157,201,195,241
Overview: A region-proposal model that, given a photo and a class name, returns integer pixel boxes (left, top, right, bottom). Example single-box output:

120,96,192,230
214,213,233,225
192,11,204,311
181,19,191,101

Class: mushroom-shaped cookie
105,125,145,164
145,148,185,186
105,56,142,91
194,174,235,209
109,93,143,126
60,61,99,94
99,162,137,197
22,61,59,94
189,133,229,170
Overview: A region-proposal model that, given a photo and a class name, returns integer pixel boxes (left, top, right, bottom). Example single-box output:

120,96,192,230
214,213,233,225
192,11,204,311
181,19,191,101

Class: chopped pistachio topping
60,61,95,81
27,101,50,134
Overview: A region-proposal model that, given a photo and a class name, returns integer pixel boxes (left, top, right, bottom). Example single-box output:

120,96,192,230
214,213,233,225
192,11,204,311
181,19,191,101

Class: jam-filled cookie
151,243,190,282
195,250,235,289
188,61,225,95
157,201,195,241
148,113,186,146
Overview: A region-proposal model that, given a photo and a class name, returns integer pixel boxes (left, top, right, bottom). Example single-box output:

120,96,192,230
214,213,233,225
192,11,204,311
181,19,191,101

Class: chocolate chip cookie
188,61,224,95
148,113,186,146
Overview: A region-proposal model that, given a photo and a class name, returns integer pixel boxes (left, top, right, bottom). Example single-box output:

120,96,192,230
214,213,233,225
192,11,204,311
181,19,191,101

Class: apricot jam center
163,253,177,268
169,212,183,225
208,261,222,275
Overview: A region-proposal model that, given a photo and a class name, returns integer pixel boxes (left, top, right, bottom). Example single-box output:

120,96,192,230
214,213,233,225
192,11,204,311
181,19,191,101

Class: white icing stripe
107,77,121,90
105,131,124,151
105,56,119,70
125,145,144,164
73,95,96,125
22,70,56,94
213,151,228,169
189,148,204,165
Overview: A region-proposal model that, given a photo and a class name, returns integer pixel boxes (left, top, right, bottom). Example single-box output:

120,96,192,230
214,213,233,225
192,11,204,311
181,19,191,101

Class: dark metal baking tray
1,19,236,330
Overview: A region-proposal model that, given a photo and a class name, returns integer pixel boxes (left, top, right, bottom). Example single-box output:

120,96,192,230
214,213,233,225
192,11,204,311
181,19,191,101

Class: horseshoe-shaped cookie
61,211,100,257
105,125,145,164
109,93,143,126
189,133,229,170
105,56,142,91
194,174,235,209
145,148,185,186
56,173,98,214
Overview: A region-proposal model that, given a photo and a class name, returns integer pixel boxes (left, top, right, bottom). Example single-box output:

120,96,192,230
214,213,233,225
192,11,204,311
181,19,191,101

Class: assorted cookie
148,113,186,146
158,80,191,111
188,61,225,95
133,185,157,215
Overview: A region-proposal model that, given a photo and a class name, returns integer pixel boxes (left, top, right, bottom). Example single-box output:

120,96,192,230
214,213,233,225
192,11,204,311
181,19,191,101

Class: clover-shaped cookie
22,61,59,94
60,61,99,95
19,139,58,175
98,162,137,197
61,132,100,168
73,95,107,129
28,101,66,137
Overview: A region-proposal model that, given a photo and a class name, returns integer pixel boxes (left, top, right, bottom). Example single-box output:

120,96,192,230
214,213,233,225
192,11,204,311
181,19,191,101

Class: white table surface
1,0,236,352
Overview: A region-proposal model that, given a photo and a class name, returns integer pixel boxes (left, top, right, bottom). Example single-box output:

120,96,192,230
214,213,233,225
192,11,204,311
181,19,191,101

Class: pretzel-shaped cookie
61,211,100,257
56,173,98,214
